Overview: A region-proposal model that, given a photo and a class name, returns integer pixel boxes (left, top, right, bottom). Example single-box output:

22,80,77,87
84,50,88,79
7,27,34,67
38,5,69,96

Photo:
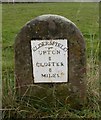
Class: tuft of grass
2,86,100,119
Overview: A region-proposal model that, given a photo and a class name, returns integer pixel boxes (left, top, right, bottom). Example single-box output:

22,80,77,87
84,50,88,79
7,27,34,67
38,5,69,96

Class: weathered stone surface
15,14,86,106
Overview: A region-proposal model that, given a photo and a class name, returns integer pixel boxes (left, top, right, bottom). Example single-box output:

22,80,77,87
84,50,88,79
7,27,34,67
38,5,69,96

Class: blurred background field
2,2,100,118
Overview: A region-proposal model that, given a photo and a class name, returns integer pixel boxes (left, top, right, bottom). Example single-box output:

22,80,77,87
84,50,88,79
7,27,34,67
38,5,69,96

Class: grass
2,2,100,119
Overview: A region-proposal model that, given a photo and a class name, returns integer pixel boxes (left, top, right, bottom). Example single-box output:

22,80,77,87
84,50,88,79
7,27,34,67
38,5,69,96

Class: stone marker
15,14,86,106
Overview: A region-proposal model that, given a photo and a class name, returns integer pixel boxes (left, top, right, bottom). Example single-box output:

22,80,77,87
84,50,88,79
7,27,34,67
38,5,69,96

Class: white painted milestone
31,39,68,83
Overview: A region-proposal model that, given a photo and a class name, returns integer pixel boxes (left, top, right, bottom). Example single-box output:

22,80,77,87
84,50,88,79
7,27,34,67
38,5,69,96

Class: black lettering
61,62,64,66
32,46,38,52
63,47,68,52
57,62,60,66
57,50,61,54
52,74,56,78
32,41,68,52
49,68,52,72
43,51,47,54
36,62,40,67
47,50,51,55
41,74,47,78
49,57,51,61
38,51,42,55
57,74,60,77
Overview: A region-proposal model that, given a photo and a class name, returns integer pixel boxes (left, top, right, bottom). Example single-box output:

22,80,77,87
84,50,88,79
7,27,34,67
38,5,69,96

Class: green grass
2,2,100,119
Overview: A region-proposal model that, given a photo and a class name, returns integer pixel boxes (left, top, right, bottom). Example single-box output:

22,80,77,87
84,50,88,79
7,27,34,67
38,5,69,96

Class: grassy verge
2,2,100,119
